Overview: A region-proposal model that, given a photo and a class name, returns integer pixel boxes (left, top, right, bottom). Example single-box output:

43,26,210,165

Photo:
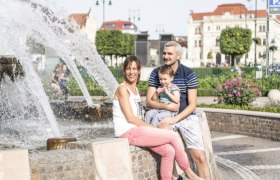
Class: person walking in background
51,64,61,90
113,55,203,180
59,63,70,99
146,41,211,180
145,65,180,129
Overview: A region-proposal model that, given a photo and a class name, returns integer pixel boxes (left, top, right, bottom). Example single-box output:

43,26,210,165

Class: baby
145,65,180,129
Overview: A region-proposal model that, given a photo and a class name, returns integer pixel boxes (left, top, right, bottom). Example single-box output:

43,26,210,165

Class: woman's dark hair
123,55,141,84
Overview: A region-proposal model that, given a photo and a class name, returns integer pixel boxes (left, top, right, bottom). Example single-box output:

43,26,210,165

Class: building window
259,52,262,58
195,40,197,47
123,23,134,29
208,26,211,31
216,26,220,31
195,27,201,34
199,40,202,47
216,37,220,46
259,25,266,32
263,38,266,46
105,23,115,28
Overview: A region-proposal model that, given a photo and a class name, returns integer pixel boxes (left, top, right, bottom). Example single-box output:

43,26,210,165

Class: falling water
0,0,118,147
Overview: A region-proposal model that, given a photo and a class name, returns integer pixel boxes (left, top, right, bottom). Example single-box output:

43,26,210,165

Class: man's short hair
164,41,183,56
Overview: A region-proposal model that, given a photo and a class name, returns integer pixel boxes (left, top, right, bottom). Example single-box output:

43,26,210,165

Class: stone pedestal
0,149,30,180
91,138,133,180
69,138,134,180
197,110,222,180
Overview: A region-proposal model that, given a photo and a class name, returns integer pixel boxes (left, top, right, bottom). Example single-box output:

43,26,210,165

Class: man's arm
146,86,179,112
160,88,197,125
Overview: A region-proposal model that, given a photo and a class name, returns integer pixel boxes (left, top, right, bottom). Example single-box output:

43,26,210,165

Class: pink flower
237,92,241,97
228,94,232,97
232,90,237,94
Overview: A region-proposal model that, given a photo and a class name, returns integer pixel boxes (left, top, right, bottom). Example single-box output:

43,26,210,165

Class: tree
95,30,111,60
95,30,135,66
253,37,261,45
269,39,277,65
207,51,213,60
220,27,252,66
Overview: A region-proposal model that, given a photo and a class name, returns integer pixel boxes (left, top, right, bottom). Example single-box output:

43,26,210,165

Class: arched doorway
216,53,221,65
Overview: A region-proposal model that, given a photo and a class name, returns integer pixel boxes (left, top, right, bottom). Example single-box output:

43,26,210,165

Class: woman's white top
113,83,144,137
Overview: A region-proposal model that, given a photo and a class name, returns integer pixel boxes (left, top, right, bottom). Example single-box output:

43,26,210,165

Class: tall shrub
214,77,262,106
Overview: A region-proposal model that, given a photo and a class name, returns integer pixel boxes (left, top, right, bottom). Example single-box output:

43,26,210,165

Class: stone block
268,89,280,105
196,110,222,180
0,149,30,180
89,138,133,180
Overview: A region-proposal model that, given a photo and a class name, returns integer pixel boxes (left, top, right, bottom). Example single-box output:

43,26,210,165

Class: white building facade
187,3,280,67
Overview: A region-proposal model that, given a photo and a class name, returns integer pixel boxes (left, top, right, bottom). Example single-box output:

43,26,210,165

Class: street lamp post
248,0,258,66
129,9,140,24
128,8,140,32
95,0,112,24
155,24,165,34
254,0,257,66
265,0,270,77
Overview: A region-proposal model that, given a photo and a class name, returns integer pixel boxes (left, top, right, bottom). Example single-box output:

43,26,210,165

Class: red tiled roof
100,20,136,30
191,3,266,20
69,13,88,28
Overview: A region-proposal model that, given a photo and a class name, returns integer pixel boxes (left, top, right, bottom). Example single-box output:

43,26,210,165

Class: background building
69,9,98,46
187,3,280,67
100,20,137,34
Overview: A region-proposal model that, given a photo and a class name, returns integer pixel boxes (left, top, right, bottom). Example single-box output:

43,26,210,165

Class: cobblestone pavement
211,131,280,180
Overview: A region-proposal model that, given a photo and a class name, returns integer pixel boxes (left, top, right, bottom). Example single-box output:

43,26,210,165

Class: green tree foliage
95,30,135,61
121,33,135,56
253,37,261,45
95,30,111,58
207,51,213,59
220,27,252,66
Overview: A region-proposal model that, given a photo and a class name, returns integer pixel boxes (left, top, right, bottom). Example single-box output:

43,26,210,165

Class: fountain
0,0,119,148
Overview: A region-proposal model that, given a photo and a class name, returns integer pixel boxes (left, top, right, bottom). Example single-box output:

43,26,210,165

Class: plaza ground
212,131,280,180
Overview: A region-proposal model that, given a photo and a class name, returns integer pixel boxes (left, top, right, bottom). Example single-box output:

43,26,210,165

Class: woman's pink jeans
119,126,190,180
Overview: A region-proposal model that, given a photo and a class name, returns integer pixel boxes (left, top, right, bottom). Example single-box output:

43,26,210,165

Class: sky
50,0,266,39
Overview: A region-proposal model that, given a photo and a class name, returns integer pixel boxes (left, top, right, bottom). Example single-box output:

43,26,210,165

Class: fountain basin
49,99,112,121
